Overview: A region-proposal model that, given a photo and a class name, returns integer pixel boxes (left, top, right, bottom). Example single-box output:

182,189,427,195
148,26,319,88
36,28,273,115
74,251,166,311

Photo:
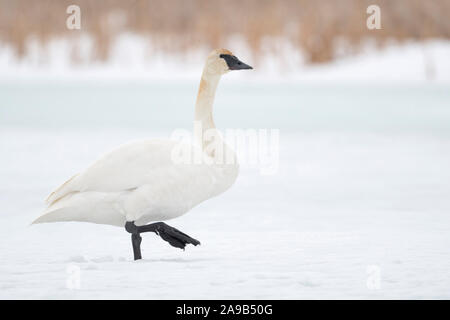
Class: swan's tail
32,192,126,227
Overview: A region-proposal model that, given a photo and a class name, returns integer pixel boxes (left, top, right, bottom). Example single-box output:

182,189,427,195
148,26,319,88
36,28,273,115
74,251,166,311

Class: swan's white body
33,49,240,227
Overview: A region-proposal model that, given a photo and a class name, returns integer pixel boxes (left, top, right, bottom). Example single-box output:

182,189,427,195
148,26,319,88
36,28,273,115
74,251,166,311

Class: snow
1,78,450,299
1,35,450,298
1,35,450,84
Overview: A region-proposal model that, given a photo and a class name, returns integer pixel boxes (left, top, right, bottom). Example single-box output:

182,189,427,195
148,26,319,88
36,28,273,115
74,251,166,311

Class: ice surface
1,80,449,299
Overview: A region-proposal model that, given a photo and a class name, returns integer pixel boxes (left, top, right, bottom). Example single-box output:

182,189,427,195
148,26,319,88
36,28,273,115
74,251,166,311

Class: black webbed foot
125,221,200,259
153,222,201,249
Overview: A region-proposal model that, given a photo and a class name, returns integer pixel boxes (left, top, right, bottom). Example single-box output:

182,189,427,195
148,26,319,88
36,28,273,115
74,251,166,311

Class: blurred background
0,0,450,80
1,1,450,299
1,0,450,63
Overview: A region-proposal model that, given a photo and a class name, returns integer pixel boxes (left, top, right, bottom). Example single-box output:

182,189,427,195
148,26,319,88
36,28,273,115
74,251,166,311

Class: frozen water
1,80,449,299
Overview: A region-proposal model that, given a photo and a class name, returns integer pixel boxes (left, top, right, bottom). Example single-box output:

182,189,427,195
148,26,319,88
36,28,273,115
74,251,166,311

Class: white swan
32,49,252,259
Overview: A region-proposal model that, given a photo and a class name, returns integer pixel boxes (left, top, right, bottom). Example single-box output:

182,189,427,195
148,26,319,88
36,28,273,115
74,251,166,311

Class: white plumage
35,139,237,226
32,49,249,228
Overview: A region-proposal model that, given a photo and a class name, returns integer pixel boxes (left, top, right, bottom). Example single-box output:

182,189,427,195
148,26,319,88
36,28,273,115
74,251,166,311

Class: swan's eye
220,54,236,68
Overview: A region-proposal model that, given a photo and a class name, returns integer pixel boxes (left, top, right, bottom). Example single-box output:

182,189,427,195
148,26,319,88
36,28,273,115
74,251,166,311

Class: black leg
125,221,142,260
131,233,142,260
125,221,200,259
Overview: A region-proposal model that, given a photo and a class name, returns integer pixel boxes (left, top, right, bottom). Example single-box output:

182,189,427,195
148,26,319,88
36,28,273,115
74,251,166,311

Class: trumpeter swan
32,49,252,260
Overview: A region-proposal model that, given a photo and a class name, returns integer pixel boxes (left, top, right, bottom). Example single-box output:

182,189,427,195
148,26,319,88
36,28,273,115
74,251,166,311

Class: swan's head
205,49,253,75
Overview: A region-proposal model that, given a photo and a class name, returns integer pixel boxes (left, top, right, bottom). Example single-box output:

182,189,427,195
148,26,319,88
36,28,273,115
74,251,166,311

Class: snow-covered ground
1,80,449,299
1,36,450,84
0,37,450,299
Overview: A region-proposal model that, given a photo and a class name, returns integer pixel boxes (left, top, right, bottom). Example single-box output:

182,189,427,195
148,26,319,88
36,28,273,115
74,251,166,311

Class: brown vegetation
0,0,449,64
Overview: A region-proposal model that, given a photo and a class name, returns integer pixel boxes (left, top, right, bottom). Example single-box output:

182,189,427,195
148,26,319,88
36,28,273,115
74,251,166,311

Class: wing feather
45,174,79,205
44,139,190,206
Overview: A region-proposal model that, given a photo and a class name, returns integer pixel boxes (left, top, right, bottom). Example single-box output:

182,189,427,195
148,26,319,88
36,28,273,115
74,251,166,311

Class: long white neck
195,69,220,131
192,59,239,193
194,68,222,157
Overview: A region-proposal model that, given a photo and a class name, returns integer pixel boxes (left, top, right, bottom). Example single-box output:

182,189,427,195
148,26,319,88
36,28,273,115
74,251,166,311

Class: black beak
220,54,253,70
231,59,253,70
